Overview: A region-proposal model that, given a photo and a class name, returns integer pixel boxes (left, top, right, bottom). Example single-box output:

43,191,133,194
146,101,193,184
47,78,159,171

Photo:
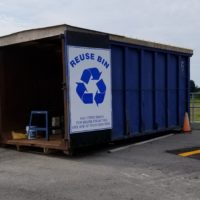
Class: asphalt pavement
1,131,200,200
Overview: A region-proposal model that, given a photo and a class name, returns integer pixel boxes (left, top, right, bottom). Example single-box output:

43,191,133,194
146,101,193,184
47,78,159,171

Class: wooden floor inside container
6,139,67,150
2,134,69,152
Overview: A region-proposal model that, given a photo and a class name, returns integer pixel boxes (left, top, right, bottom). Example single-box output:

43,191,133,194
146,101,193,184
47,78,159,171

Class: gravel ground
1,131,200,200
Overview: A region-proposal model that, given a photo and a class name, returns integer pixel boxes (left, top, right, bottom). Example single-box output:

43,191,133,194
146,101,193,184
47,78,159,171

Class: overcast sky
0,0,199,85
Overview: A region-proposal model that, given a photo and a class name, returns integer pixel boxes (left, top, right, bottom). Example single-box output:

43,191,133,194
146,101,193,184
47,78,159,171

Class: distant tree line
190,80,200,93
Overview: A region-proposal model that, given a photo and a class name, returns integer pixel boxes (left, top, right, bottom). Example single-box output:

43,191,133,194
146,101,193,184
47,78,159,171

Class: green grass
190,97,200,121
191,98,200,103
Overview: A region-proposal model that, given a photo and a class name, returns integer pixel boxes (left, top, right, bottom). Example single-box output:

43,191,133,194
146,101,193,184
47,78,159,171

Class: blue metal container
0,25,193,152
110,40,191,141
65,27,193,148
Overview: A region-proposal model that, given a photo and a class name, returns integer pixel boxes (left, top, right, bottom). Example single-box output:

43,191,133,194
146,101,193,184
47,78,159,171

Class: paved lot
1,131,200,200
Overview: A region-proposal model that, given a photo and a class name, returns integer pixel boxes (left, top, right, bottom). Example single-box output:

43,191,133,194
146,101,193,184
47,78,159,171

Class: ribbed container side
111,45,125,140
111,42,190,141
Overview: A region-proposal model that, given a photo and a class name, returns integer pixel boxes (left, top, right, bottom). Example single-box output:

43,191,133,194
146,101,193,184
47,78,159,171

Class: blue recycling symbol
76,68,106,106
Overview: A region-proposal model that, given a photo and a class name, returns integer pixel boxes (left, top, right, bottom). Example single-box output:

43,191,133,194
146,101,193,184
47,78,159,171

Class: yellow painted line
179,149,200,157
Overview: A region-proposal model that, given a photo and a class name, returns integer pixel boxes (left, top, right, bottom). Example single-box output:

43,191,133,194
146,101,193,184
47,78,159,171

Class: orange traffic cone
183,112,192,133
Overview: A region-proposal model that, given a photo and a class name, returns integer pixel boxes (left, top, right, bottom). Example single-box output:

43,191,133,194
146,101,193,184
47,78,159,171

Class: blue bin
27,126,37,140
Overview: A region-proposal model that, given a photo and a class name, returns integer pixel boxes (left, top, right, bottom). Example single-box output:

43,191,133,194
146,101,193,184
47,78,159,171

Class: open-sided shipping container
0,25,193,153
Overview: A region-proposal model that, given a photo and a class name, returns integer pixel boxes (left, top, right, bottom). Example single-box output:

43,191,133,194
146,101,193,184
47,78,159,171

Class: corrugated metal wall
111,42,190,140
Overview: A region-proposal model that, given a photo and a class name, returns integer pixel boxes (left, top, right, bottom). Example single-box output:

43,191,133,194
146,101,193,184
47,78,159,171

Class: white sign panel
68,46,112,134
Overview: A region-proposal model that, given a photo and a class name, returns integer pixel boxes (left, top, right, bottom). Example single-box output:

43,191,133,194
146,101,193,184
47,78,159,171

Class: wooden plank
0,49,3,136
5,138,69,151
61,36,69,141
